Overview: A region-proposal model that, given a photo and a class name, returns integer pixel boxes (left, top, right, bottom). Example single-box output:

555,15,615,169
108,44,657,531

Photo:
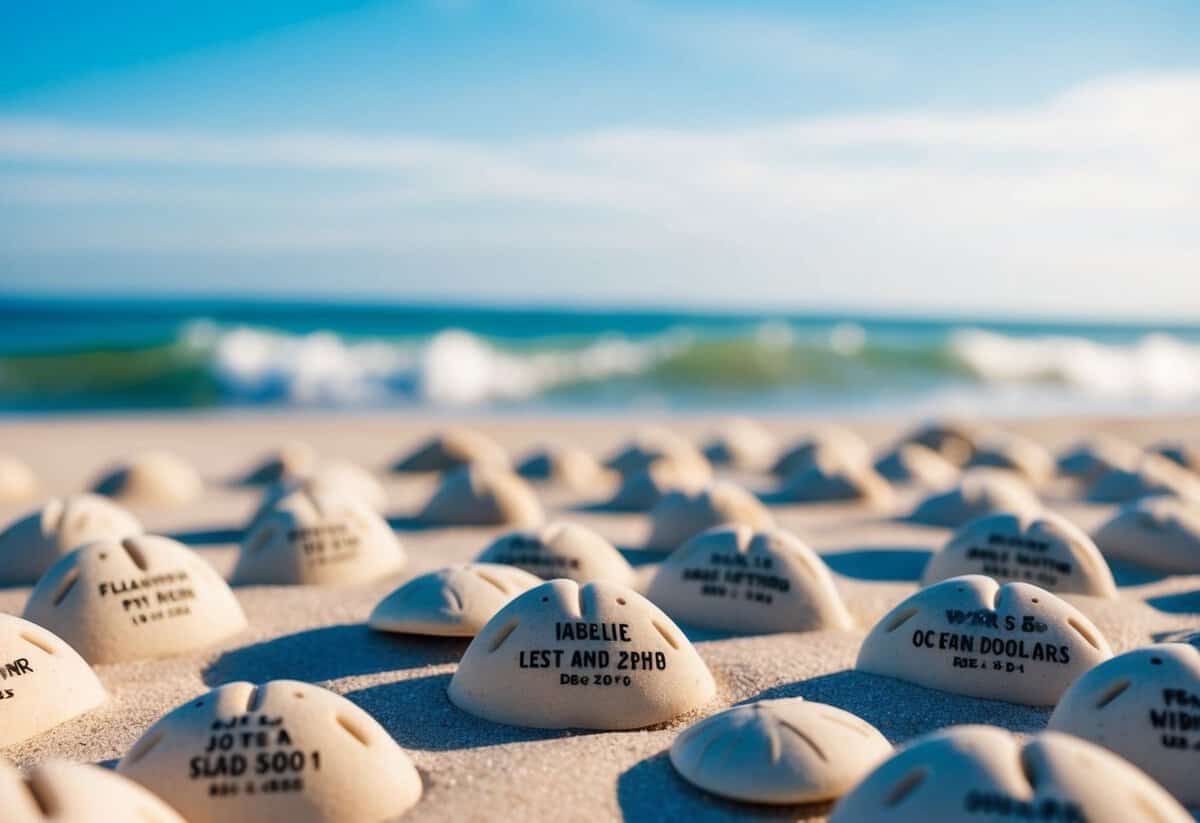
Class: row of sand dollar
2,419,1200,820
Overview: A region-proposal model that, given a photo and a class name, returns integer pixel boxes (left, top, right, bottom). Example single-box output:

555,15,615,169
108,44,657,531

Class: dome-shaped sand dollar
702,418,777,471
898,419,980,465
117,680,422,823
644,481,774,552
966,433,1054,486
448,579,715,729
908,468,1040,528
23,534,247,664
368,563,541,637
476,521,634,585
392,426,508,472
0,759,187,823
671,697,891,804
874,443,959,488
647,526,852,633
0,455,37,502
602,454,713,512
235,441,316,486
1092,496,1200,573
778,449,893,507
248,459,387,528
1087,454,1200,503
604,427,708,477
92,450,204,507
0,494,143,585
234,489,405,585
1048,643,1200,807
857,575,1112,706
771,426,870,478
1057,435,1141,481
418,464,543,526
921,511,1117,598
0,614,106,747
516,445,609,491
828,726,1190,823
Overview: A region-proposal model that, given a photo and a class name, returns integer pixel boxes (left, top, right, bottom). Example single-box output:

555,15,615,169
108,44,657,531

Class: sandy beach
2,412,1199,821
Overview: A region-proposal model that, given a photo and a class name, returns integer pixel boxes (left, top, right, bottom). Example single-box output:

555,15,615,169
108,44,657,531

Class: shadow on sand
821,547,932,582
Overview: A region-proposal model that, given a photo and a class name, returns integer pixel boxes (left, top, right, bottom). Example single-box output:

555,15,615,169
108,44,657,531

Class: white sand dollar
448,579,715,729
392,426,508,473
117,679,422,823
92,450,204,507
368,563,541,637
857,575,1112,706
236,441,316,486
1057,435,1142,481
644,481,774,552
249,459,387,528
779,449,894,507
23,534,247,664
908,468,1039,528
829,726,1190,823
922,511,1117,598
418,464,543,526
967,433,1055,486
1087,453,1200,503
874,443,959,488
1048,642,1200,807
476,521,635,586
898,419,980,465
0,455,37,503
771,425,870,478
0,759,187,823
0,494,143,585
234,489,405,585
1092,495,1200,573
702,418,777,471
0,614,107,747
602,454,713,512
647,525,853,633
516,445,608,491
604,426,708,477
671,697,891,804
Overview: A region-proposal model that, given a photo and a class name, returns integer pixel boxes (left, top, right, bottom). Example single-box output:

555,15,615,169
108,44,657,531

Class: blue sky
1,0,1198,317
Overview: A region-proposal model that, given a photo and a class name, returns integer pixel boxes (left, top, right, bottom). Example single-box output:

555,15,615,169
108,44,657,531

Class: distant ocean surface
1,297,1198,417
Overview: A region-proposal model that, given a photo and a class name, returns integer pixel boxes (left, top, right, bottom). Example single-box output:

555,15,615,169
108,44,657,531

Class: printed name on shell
368,563,541,637
476,521,635,586
0,494,143,586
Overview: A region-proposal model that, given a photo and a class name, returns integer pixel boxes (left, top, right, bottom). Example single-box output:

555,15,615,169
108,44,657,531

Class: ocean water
1,296,1198,417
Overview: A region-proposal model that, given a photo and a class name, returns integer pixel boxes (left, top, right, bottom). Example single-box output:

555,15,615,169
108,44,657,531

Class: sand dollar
647,525,852,633
829,726,1190,823
0,455,37,503
249,459,387,528
966,433,1054,486
671,697,891,804
644,481,773,552
23,534,247,664
234,489,405,585
908,468,1039,528
117,680,422,823
0,614,107,747
857,575,1112,706
0,759,186,823
1087,454,1200,503
392,426,508,473
0,494,143,585
476,521,634,586
516,445,609,491
778,448,893,506
1092,496,1200,573
898,419,980,465
92,450,204,507
921,511,1116,598
1048,643,1200,807
448,579,715,729
874,443,959,488
604,427,708,477
418,464,543,526
235,441,317,486
368,563,540,637
702,418,777,471
601,453,713,512
1057,435,1141,481
771,425,870,478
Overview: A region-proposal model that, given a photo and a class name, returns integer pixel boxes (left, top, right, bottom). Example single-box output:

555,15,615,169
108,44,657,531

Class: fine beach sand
2,413,1199,821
